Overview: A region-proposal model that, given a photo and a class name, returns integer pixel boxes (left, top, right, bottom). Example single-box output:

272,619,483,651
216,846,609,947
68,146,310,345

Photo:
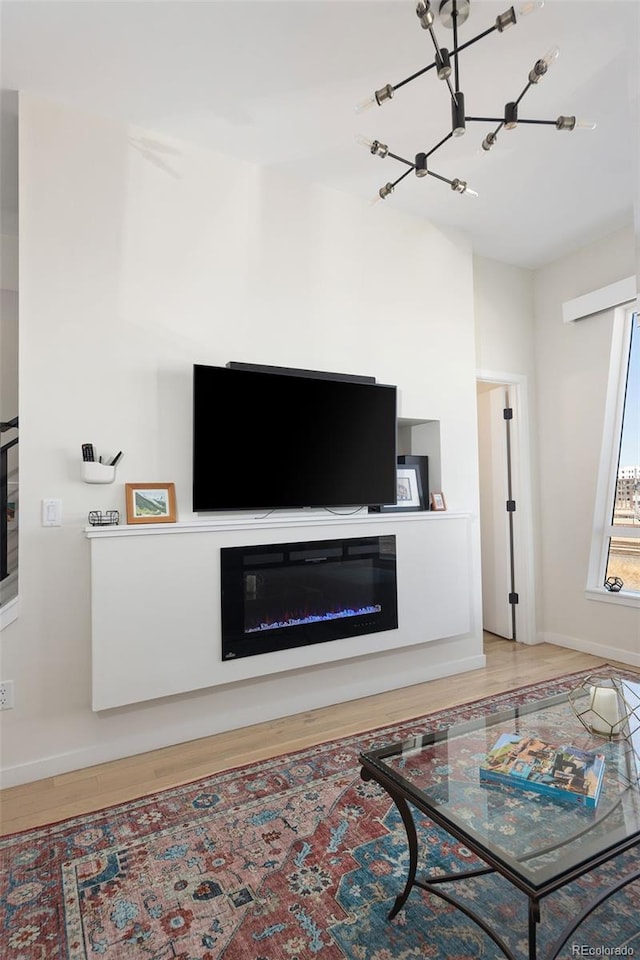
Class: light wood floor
0,637,633,835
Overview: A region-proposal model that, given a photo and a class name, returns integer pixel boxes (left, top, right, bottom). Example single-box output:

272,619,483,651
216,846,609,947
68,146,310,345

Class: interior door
477,383,513,639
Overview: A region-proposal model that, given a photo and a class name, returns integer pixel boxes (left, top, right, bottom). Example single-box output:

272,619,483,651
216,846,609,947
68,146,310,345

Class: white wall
533,226,638,664
472,256,540,645
473,255,535,381
0,95,484,786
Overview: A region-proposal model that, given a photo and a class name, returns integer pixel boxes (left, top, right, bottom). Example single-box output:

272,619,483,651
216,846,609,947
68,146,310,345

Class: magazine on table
479,733,606,808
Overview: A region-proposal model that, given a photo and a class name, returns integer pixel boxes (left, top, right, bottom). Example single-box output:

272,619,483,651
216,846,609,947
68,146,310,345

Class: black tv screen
192,363,397,511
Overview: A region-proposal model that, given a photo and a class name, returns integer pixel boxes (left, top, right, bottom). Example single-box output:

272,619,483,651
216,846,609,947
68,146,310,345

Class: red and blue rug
1,668,638,959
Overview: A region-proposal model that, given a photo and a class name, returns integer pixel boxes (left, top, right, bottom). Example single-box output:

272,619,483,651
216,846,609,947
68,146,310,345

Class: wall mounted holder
82,461,117,484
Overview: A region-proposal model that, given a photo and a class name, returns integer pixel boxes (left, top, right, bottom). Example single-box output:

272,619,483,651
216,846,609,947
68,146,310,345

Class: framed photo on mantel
398,454,428,505
370,460,427,513
125,482,177,524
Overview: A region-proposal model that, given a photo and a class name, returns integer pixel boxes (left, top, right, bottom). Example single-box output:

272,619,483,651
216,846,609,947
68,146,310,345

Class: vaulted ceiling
1,0,638,268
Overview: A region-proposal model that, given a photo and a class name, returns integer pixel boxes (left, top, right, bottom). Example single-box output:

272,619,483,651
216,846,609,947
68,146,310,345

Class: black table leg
387,787,419,920
528,898,540,960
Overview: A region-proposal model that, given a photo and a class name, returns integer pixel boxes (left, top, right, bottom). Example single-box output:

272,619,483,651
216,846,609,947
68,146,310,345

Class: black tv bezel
192,362,398,513
225,360,376,384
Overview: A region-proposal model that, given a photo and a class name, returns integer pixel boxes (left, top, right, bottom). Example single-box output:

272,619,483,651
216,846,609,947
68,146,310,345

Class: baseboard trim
0,652,486,788
542,632,640,669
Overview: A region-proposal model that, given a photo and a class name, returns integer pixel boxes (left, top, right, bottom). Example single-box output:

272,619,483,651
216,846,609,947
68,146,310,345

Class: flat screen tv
192,363,397,511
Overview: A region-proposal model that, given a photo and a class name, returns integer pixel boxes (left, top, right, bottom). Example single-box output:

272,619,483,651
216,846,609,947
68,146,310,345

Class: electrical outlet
0,680,15,710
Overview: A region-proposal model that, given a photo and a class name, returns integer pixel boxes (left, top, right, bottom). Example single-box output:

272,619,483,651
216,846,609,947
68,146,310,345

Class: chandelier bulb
451,179,478,197
542,46,560,67
518,0,544,16
355,135,390,157
378,182,395,200
556,116,597,132
356,86,394,113
355,95,376,115
529,46,559,83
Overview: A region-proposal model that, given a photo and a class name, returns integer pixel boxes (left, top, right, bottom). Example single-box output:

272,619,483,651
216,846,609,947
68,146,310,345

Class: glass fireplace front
220,535,398,660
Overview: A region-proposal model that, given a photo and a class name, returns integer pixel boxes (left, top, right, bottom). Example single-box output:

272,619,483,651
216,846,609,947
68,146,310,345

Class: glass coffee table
359,690,640,960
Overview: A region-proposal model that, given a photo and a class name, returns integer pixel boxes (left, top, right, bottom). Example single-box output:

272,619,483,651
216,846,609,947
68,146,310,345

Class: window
588,306,639,603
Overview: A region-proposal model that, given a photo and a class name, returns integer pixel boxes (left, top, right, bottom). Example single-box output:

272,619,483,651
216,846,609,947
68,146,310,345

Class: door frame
476,370,537,646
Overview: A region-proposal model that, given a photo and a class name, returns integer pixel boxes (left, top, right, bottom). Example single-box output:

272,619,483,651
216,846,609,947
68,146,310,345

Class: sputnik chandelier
357,0,595,202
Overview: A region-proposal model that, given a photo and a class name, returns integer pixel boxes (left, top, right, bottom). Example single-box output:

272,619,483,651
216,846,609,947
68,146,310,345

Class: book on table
479,733,606,808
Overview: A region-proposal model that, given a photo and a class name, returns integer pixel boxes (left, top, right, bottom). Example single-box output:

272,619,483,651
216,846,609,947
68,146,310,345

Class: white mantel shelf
85,511,469,539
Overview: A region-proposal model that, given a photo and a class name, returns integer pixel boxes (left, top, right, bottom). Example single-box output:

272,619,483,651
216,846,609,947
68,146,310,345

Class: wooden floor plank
0,637,631,835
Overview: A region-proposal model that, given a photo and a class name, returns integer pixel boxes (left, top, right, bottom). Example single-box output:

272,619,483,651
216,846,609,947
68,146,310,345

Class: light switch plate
42,498,62,526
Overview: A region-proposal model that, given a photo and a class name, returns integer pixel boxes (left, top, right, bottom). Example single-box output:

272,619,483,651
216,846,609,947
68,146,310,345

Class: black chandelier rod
391,23,499,94
426,130,454,158
451,1,461,95
427,170,457,187
387,151,415,167
466,117,560,126
390,166,416,188
426,25,458,104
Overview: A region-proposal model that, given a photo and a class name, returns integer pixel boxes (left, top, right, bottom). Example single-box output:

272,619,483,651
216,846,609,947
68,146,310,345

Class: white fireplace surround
88,511,478,711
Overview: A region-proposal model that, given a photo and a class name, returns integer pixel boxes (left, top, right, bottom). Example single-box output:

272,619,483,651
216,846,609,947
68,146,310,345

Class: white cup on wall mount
82,461,117,484
81,446,122,484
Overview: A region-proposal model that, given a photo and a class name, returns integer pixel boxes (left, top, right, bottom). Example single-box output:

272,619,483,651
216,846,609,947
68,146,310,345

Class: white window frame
586,303,639,607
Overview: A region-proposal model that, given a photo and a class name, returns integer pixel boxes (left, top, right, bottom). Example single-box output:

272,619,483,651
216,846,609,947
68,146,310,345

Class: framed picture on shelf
371,464,426,513
397,454,428,504
125,482,177,524
430,491,447,511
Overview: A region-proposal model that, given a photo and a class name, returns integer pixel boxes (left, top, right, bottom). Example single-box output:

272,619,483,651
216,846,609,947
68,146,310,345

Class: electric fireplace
220,535,398,660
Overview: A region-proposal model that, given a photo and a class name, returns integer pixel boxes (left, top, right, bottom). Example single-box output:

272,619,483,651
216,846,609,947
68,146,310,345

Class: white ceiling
1,0,638,268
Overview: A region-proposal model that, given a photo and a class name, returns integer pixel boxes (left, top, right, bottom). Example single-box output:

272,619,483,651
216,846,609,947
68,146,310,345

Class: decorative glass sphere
568,675,640,770
604,576,624,592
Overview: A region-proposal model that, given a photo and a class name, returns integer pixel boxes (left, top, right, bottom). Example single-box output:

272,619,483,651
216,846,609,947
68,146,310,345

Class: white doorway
476,373,536,644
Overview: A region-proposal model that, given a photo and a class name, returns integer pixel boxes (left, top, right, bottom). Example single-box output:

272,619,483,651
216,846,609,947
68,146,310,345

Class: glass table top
360,690,640,892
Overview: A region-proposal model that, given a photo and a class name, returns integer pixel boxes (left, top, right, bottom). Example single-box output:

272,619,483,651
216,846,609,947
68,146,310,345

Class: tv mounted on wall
192,362,398,512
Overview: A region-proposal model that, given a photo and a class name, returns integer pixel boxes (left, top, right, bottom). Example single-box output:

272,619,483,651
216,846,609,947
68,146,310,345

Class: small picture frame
125,482,177,524
372,464,426,513
430,491,447,511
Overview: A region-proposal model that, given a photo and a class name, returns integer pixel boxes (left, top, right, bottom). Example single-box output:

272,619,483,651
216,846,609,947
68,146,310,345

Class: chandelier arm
427,170,455,187
389,26,501,97
466,116,505,123
511,118,559,125
387,152,417,167
514,82,534,106
451,25,499,57
391,167,416,188
393,60,438,93
451,1,461,95
425,131,454,159
426,24,459,105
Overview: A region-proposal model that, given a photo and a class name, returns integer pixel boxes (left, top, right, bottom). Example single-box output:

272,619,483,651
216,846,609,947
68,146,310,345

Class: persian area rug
2,669,639,960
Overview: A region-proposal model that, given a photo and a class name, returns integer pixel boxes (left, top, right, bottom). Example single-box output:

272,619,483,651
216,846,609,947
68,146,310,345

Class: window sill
585,587,640,608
